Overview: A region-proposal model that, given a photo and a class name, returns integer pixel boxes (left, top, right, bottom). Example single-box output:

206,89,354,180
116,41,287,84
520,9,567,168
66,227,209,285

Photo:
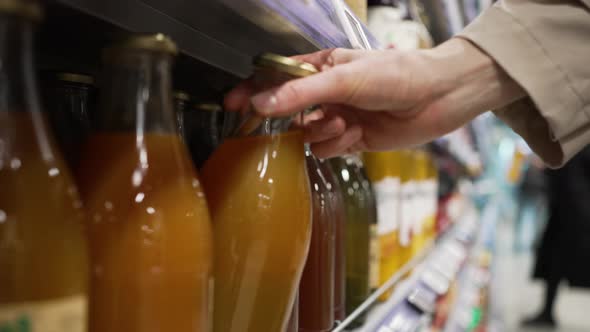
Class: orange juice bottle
202,53,315,332
0,2,88,330
363,151,402,301
77,35,213,332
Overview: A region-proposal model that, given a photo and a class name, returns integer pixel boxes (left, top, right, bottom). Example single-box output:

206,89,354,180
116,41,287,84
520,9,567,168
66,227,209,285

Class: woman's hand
225,38,526,158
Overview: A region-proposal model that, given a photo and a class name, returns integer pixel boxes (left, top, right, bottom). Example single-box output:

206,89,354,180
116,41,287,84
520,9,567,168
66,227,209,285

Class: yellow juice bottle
412,150,429,255
363,151,402,301
398,150,417,271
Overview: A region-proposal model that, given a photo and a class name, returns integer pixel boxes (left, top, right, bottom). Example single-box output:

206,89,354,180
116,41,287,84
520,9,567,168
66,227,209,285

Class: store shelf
333,203,480,332
47,0,376,80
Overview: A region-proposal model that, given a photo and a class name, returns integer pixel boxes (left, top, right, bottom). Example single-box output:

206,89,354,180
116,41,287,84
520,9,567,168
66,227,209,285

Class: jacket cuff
458,5,587,167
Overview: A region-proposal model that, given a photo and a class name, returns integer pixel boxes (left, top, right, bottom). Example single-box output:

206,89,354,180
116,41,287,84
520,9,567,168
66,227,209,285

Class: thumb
250,67,354,116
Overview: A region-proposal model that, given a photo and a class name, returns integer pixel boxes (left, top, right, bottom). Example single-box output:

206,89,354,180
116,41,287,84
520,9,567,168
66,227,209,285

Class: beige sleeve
458,0,590,167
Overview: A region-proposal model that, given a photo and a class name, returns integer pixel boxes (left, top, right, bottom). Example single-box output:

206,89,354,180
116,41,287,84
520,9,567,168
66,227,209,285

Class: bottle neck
96,52,177,135
0,16,38,113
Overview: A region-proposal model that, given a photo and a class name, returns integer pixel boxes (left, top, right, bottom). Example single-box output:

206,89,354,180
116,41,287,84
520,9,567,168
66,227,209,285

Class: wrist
424,37,526,121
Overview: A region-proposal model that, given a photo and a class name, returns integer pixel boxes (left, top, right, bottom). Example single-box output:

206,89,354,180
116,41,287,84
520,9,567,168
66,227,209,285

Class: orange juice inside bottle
201,130,311,332
77,133,213,332
363,151,402,301
0,112,89,329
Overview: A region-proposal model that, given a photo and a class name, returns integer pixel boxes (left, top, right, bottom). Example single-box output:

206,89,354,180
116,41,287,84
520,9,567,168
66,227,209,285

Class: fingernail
251,91,278,114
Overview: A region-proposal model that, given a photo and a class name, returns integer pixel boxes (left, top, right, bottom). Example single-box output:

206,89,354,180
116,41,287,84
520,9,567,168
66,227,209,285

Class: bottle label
399,181,416,247
369,223,380,289
372,177,401,235
0,294,86,332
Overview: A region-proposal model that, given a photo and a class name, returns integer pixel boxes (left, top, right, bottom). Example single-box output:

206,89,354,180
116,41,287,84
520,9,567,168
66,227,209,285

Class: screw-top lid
253,53,318,78
104,33,178,60
0,0,42,21
194,103,222,112
56,72,94,85
173,91,191,102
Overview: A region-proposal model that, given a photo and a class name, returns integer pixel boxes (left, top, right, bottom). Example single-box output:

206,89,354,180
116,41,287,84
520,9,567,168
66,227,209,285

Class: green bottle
329,156,371,328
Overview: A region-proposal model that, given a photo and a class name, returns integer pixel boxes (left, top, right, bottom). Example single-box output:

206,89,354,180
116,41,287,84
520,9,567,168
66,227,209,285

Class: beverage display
318,158,347,323
399,150,417,267
363,150,402,300
0,2,88,331
330,157,371,327
76,34,213,332
424,155,439,243
412,150,430,254
42,72,95,169
201,53,314,332
348,155,379,293
299,148,335,332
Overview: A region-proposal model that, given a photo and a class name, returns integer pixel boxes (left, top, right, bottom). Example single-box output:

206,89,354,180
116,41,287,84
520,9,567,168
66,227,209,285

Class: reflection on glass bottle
42,72,95,169
76,34,213,332
299,147,335,332
201,53,314,332
0,2,88,331
286,293,299,332
329,157,370,328
173,90,190,140
318,158,346,323
183,102,223,169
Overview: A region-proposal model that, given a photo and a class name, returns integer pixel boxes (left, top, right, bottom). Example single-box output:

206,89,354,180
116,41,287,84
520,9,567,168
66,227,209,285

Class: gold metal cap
253,53,318,77
194,103,222,112
104,33,178,59
56,72,94,85
173,91,190,102
0,0,42,21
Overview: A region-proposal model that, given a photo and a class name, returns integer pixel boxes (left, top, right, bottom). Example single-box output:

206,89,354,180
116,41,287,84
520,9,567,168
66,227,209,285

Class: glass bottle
329,157,370,328
317,158,346,323
399,150,417,266
173,90,190,140
42,72,95,169
286,294,299,332
183,102,223,169
350,155,379,294
412,150,429,254
363,150,402,301
201,53,314,332
76,34,213,332
299,147,335,332
0,2,88,331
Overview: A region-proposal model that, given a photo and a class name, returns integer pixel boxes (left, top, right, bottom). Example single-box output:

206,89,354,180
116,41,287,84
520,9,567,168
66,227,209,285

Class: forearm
423,38,526,128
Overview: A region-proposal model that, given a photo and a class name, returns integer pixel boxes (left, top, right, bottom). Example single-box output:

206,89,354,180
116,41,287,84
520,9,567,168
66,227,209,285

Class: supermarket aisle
496,222,590,332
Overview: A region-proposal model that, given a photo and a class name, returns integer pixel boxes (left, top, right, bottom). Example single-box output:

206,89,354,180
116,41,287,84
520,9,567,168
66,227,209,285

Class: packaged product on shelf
299,147,335,332
424,154,439,242
77,34,213,332
412,150,430,254
363,150,402,301
42,72,95,169
330,156,371,328
345,0,368,23
398,150,417,266
367,0,433,50
350,155,380,293
0,2,88,331
318,158,347,323
201,53,313,332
